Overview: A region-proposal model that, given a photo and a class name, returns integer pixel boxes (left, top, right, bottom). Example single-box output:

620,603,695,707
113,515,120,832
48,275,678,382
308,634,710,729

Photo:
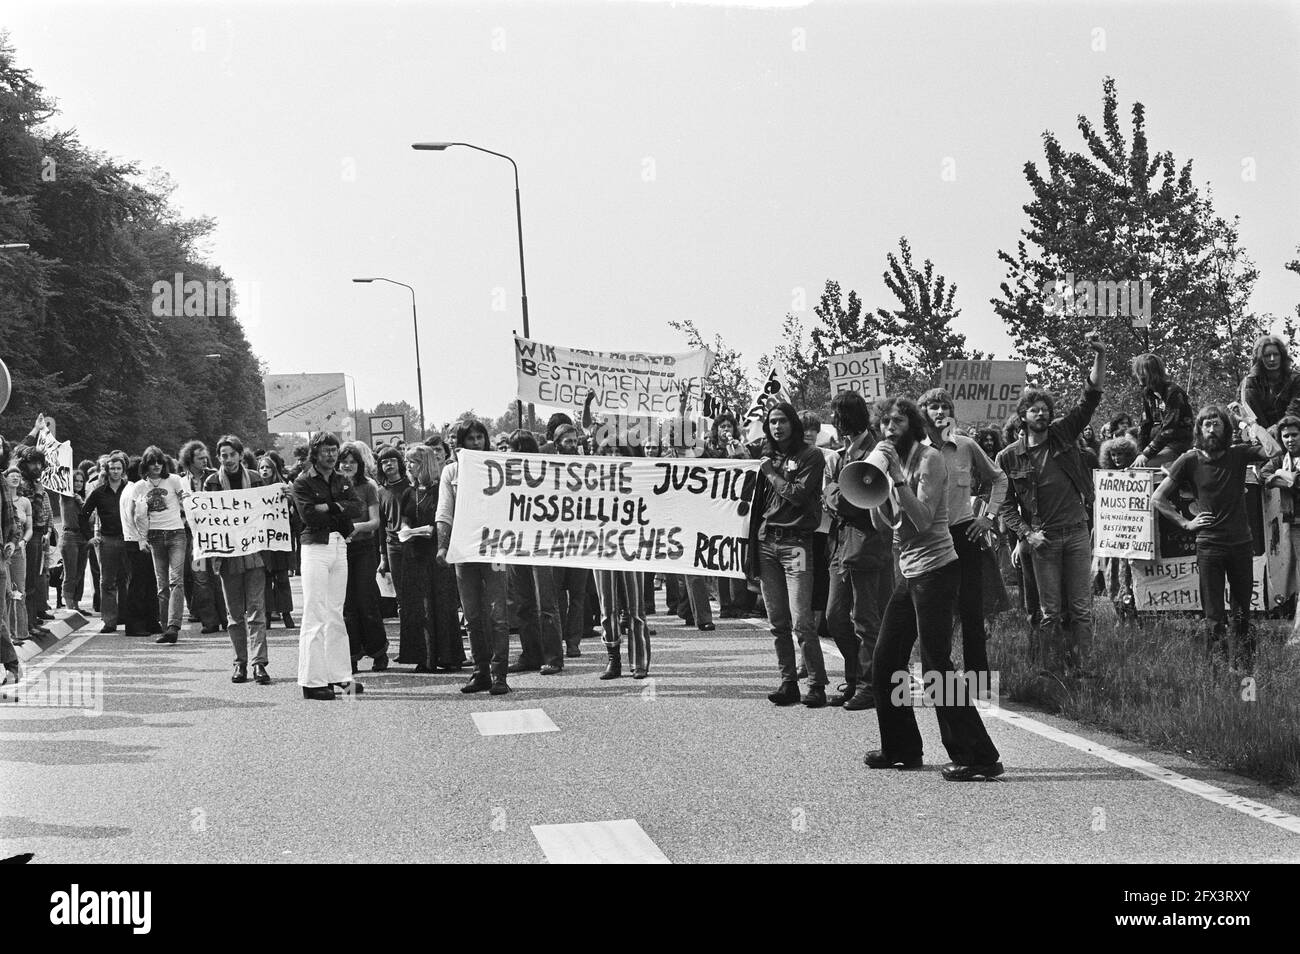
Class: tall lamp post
352,277,426,438
411,141,533,430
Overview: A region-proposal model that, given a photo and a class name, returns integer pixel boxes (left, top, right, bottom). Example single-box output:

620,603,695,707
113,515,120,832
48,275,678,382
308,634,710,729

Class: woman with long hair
256,454,297,628
399,442,464,672
1131,353,1193,469
132,445,189,643
337,442,387,672
1242,334,1300,429
748,401,828,707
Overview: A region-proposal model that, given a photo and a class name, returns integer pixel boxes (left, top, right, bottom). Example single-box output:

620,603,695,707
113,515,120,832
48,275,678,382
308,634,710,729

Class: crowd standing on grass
2,333,1299,780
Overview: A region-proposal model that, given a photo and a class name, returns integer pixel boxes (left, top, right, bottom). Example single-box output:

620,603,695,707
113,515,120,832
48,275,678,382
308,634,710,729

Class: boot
599,645,622,680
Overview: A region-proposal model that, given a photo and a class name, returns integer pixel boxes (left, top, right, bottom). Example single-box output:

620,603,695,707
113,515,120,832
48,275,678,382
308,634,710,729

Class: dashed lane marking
470,708,559,736
531,819,670,864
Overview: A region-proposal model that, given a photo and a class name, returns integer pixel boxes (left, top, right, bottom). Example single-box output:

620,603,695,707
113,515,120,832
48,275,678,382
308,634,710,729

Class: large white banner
183,486,292,559
264,373,348,433
447,450,759,577
36,426,75,497
514,336,713,419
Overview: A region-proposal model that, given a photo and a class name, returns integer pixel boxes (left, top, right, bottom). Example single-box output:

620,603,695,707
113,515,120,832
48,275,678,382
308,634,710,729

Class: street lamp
0,243,30,251
352,277,426,438
411,141,533,429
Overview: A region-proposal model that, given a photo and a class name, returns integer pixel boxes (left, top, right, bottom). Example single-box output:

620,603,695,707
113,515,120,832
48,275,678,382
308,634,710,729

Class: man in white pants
290,433,360,700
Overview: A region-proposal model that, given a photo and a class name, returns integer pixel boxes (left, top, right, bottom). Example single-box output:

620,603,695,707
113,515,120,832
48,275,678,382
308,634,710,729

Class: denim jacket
995,384,1102,541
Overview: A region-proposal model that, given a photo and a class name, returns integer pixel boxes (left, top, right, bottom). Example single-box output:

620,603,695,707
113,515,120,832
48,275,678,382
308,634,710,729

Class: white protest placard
514,336,714,419
743,369,791,443
183,486,292,559
828,351,885,400
36,427,75,497
447,450,759,578
1092,469,1157,558
938,360,1027,424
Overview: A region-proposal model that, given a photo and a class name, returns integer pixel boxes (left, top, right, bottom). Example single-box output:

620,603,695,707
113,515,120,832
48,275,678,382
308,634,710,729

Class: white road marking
531,819,670,864
978,702,1300,837
470,708,559,736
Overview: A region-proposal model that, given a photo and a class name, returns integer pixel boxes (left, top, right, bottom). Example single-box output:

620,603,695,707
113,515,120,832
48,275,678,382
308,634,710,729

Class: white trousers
298,534,352,687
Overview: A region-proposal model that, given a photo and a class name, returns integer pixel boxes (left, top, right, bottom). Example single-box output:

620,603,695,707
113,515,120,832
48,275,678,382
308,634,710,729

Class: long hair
710,411,739,447
405,443,440,487
762,401,805,455
457,419,489,450
975,427,1003,458
338,442,371,482
831,391,871,438
1251,334,1293,379
308,431,340,465
508,429,540,454
875,395,927,460
1130,353,1168,393
1002,412,1023,447
140,445,172,477
256,454,287,484
1193,405,1233,451
1099,435,1139,469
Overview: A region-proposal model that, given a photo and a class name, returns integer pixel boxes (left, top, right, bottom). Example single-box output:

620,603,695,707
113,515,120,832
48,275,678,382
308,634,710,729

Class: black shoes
540,663,563,675
155,630,178,644
843,687,877,711
371,656,389,672
98,624,117,634
802,685,827,708
600,648,622,680
829,683,856,707
282,613,295,628
941,762,1004,781
565,643,582,658
252,663,270,685
697,622,716,631
231,662,248,684
489,678,510,695
302,685,335,700
507,659,541,674
864,750,923,770
200,625,223,634
767,681,801,706
632,667,649,680
461,672,493,694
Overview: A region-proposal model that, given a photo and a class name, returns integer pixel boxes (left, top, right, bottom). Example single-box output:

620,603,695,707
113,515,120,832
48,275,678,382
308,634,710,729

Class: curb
13,610,91,664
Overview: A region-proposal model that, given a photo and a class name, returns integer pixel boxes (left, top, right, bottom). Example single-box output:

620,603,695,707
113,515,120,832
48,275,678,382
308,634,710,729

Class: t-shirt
349,479,379,541
1165,444,1270,548
894,443,958,579
140,474,187,531
1028,443,1088,531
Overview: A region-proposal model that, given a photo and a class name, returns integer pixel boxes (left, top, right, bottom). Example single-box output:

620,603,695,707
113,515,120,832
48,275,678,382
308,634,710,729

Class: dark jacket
1242,369,1300,430
996,384,1102,541
824,430,891,571
1138,383,1193,459
290,465,358,544
82,480,127,538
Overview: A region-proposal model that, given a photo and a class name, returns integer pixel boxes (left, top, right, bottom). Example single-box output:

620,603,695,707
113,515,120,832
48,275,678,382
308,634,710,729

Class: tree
877,237,986,394
668,318,752,418
756,313,826,412
993,76,1261,415
354,400,423,445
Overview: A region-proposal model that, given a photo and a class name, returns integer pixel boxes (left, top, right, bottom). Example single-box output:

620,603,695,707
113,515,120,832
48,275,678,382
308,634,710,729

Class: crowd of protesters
2,333,1298,777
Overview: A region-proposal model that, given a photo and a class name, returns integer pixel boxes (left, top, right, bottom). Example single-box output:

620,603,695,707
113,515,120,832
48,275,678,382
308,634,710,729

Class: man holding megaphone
861,396,1003,781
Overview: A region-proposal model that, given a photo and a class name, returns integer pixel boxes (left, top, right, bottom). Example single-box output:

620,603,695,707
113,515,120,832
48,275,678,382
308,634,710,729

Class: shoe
97,624,117,634
336,681,364,695
1,667,20,686
155,631,178,644
489,678,510,695
843,687,877,711
37,612,54,621
632,667,649,679
697,622,715,631
507,660,541,674
864,749,923,769
187,616,201,623
767,681,801,706
565,643,582,658
29,626,52,639
941,762,1004,781
802,685,827,708
252,663,270,685
282,613,295,628
682,616,695,627
200,625,222,634
540,663,563,675
434,662,465,673
600,646,622,680
461,672,492,694
231,662,248,684
413,664,434,673
302,685,335,700
371,656,389,672
829,683,856,707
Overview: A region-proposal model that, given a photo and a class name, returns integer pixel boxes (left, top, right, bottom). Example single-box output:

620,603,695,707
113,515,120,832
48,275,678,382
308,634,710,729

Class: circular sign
0,358,10,416
379,419,395,432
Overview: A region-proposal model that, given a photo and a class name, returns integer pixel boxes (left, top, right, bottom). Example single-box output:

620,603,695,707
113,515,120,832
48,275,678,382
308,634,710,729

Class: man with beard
996,340,1107,679
1153,406,1279,668
917,388,1007,689
864,396,1002,779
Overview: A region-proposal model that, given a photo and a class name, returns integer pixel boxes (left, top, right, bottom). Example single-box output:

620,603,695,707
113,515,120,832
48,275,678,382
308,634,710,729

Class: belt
765,526,812,541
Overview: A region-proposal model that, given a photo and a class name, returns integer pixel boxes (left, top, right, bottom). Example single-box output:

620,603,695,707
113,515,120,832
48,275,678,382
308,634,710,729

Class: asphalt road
3,580,1299,864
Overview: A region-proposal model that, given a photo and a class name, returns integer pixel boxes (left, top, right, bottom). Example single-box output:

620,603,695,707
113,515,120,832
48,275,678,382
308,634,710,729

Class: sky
6,0,1300,432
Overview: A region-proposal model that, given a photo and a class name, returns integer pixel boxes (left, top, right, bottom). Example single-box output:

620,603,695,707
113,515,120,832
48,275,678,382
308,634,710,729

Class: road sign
369,414,405,450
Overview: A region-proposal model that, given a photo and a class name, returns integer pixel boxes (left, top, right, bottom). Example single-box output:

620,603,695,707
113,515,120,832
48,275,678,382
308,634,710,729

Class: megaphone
840,445,896,510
